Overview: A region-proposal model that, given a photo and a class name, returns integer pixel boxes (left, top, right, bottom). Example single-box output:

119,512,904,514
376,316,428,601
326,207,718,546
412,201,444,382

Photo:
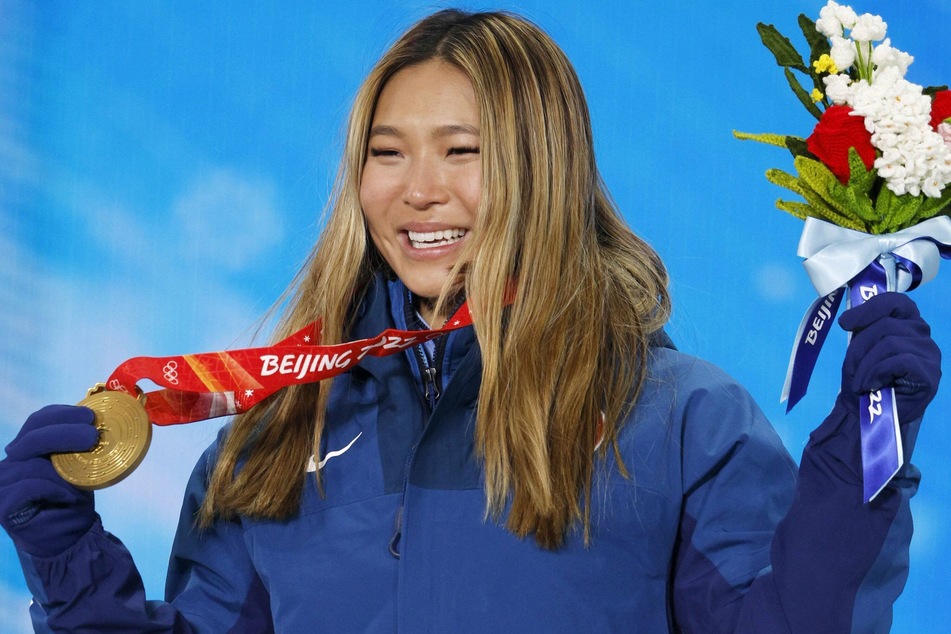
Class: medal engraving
52,384,151,490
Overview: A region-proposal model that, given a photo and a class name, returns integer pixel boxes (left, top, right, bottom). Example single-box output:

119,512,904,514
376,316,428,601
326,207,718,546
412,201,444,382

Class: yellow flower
813,54,838,75
811,88,824,103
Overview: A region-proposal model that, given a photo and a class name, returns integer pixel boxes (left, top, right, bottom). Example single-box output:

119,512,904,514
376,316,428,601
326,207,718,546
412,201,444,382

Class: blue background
1,1,948,630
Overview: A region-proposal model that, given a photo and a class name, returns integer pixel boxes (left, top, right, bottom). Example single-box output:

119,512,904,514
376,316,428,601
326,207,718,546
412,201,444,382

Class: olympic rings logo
107,379,129,393
163,360,180,385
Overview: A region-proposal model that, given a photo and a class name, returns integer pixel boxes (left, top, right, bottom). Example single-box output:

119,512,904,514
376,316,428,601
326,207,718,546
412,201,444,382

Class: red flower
806,105,876,184
929,90,951,130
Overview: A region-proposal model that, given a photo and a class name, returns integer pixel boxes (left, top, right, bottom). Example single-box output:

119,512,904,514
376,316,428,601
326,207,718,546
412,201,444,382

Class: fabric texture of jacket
17,274,920,632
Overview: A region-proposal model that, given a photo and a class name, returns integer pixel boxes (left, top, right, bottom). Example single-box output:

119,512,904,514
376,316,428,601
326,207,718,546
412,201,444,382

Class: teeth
408,228,467,249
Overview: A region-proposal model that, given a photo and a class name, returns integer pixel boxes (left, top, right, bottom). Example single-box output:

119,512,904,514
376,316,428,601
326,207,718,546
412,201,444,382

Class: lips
407,228,468,249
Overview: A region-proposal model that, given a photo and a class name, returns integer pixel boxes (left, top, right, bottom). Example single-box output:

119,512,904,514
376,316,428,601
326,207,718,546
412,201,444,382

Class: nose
402,157,449,210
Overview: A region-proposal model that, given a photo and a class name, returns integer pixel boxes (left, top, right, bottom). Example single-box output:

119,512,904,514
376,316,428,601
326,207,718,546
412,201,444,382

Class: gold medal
52,384,151,490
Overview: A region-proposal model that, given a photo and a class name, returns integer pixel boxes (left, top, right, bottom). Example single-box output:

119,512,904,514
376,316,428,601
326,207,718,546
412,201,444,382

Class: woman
0,9,940,632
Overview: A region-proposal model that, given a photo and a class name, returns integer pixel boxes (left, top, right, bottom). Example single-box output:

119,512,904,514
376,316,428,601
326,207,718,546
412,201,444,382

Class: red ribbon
104,302,476,426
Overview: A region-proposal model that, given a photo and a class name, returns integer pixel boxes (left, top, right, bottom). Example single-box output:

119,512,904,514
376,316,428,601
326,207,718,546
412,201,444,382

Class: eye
369,148,401,158
448,146,480,156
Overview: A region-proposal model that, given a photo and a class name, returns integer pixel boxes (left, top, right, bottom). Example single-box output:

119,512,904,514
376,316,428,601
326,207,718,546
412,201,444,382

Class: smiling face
360,60,481,324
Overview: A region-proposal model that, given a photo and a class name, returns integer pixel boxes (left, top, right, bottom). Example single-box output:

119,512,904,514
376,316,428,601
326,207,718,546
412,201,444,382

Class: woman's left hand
838,291,941,424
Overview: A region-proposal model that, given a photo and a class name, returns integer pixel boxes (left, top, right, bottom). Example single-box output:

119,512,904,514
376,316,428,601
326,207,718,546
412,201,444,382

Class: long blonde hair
201,10,671,549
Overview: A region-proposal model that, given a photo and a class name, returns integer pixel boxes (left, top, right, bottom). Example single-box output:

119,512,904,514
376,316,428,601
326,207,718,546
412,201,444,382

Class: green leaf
840,149,878,225
785,136,812,159
756,23,809,72
796,179,854,226
732,130,792,147
846,147,875,194
766,168,803,195
797,184,866,230
798,14,831,92
836,183,877,224
798,15,830,63
762,162,858,228
785,68,824,120
802,152,879,227
776,199,813,220
794,156,847,210
774,198,865,231
917,188,951,222
924,85,950,98
795,157,879,232
875,186,923,233
755,153,869,231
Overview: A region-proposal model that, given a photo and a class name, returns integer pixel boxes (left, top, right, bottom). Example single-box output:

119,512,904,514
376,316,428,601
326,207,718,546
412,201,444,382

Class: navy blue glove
808,292,939,483
0,405,100,557
838,292,941,424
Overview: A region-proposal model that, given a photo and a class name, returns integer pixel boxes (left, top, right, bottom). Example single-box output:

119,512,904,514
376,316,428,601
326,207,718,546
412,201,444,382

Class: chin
398,268,455,299
404,281,448,300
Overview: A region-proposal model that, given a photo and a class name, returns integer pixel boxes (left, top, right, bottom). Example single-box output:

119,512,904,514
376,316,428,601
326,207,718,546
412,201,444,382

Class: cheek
361,210,392,270
360,163,406,212
460,165,482,215
359,172,388,232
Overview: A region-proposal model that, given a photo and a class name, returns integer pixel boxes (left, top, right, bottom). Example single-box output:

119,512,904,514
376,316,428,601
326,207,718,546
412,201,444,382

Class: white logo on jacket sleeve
306,432,364,472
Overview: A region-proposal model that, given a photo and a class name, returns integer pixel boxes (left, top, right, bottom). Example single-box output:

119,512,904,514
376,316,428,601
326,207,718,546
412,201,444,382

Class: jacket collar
348,273,395,342
347,274,480,390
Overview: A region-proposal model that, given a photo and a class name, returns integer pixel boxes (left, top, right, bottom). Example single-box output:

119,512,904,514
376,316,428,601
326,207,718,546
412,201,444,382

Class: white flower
807,2,950,197
823,73,853,105
846,74,951,197
829,35,856,70
939,122,951,147
867,65,904,91
850,13,887,42
816,1,858,37
871,38,913,76
834,3,858,28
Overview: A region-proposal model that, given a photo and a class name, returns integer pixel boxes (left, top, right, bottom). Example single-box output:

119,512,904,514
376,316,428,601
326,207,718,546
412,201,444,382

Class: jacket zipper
390,303,450,558
414,344,441,409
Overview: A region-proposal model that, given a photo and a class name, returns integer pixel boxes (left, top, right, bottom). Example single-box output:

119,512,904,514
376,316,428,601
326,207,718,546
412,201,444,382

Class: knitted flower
930,90,951,131
829,36,857,71
806,105,876,183
939,124,951,147
815,1,858,37
813,54,839,75
736,0,951,234
850,13,887,42
846,70,951,197
823,73,853,105
871,39,913,76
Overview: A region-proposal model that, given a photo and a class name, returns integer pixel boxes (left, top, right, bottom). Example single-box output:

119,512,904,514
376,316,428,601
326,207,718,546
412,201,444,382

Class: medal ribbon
104,301,477,426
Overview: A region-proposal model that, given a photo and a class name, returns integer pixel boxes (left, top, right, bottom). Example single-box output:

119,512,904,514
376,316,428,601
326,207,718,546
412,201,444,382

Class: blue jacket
18,275,920,632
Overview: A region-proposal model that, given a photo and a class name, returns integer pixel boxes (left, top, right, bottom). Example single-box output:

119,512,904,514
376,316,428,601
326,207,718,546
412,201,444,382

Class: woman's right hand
0,405,100,557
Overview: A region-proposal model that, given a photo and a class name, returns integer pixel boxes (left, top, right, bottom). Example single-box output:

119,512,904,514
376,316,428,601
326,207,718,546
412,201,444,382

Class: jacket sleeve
17,518,195,632
17,429,273,633
164,433,275,633
669,363,918,633
740,404,919,634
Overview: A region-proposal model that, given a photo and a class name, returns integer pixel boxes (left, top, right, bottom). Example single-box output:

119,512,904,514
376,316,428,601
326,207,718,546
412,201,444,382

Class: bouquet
736,1,951,227
735,1,951,502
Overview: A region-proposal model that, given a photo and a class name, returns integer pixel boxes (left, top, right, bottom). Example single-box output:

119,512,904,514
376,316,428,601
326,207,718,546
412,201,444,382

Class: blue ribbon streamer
782,216,951,502
782,288,844,412
849,260,903,503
